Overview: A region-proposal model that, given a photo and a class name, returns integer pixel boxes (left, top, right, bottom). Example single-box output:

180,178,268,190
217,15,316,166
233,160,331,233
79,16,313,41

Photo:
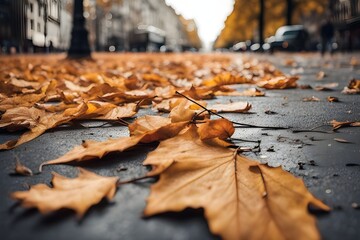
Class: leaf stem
116,175,154,186
176,91,289,130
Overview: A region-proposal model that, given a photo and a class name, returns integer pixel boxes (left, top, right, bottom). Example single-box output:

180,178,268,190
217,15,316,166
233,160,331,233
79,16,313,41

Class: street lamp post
67,0,91,58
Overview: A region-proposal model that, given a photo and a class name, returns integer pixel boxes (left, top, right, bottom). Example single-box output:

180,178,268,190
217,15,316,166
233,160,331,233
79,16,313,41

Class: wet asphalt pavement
0,52,359,240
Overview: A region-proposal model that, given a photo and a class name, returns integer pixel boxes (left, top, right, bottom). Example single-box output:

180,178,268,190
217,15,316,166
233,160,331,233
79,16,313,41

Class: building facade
0,0,201,53
0,0,69,53
330,0,360,50
88,0,200,52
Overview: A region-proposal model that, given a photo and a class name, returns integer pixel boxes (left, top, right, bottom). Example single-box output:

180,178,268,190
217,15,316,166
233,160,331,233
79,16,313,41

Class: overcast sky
165,0,234,48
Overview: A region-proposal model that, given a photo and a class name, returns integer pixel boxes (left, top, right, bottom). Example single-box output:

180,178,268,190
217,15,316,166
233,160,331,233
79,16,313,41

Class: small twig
116,175,154,186
176,91,289,130
233,122,289,130
117,118,130,126
231,138,261,144
292,129,332,134
292,124,332,133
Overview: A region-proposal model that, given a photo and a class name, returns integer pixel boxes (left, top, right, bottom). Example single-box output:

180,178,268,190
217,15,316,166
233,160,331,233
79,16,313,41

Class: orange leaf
257,76,298,89
144,126,330,240
11,168,118,218
197,119,235,140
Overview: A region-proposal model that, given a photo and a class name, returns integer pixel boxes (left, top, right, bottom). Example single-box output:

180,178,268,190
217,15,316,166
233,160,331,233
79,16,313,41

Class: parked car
232,40,252,52
268,25,309,52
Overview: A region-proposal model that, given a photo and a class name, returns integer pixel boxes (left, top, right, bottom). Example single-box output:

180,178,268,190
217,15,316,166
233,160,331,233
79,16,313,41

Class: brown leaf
342,79,360,94
257,76,298,89
144,126,330,240
331,120,360,130
129,115,171,136
0,103,88,150
79,101,138,120
14,158,33,176
11,168,118,218
169,99,197,123
327,96,339,102
40,118,188,170
209,101,252,113
203,72,250,87
197,119,235,140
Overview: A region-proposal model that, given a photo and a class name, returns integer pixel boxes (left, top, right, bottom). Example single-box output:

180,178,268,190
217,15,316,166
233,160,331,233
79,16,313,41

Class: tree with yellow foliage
214,0,328,49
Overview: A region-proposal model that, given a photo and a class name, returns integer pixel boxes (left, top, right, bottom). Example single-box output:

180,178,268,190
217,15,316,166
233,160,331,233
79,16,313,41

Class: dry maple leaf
0,103,88,150
11,168,118,218
209,101,252,113
330,120,360,130
257,76,298,89
40,119,189,170
79,101,138,120
128,115,171,136
143,126,330,240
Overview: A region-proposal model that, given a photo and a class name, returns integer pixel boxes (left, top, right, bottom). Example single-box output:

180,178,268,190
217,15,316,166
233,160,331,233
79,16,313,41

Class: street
0,52,359,240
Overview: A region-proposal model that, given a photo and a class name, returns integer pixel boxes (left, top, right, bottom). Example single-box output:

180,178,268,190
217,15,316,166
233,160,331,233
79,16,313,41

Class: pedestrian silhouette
320,19,334,55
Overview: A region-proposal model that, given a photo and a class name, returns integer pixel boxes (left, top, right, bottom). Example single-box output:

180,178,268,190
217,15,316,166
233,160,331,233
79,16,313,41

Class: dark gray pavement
0,52,359,240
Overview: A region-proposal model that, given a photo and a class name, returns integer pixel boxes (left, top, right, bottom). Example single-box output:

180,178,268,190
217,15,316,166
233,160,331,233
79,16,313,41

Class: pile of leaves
1,53,332,240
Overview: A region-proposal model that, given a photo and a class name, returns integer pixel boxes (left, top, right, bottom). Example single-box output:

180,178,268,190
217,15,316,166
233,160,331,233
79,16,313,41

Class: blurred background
0,0,359,54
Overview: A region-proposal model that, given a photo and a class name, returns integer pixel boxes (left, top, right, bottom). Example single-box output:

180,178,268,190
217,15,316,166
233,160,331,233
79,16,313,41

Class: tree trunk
67,0,91,58
286,0,293,25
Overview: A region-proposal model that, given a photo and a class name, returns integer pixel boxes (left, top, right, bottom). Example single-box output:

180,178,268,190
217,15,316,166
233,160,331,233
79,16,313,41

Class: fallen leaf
40,118,189,170
0,103,88,150
11,168,118,218
303,96,320,102
197,119,234,140
327,96,339,102
144,126,330,240
202,72,250,87
14,158,33,176
265,110,278,115
314,83,338,91
283,59,297,67
342,79,360,94
316,71,326,80
209,101,252,113
169,99,197,123
330,120,360,130
334,138,351,143
257,76,298,89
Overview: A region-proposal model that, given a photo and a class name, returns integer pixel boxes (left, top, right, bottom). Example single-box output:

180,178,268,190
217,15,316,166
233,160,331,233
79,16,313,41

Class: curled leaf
209,101,252,113
14,158,33,176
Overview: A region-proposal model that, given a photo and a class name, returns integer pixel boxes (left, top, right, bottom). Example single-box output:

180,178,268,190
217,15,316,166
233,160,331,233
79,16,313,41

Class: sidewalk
0,52,359,240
